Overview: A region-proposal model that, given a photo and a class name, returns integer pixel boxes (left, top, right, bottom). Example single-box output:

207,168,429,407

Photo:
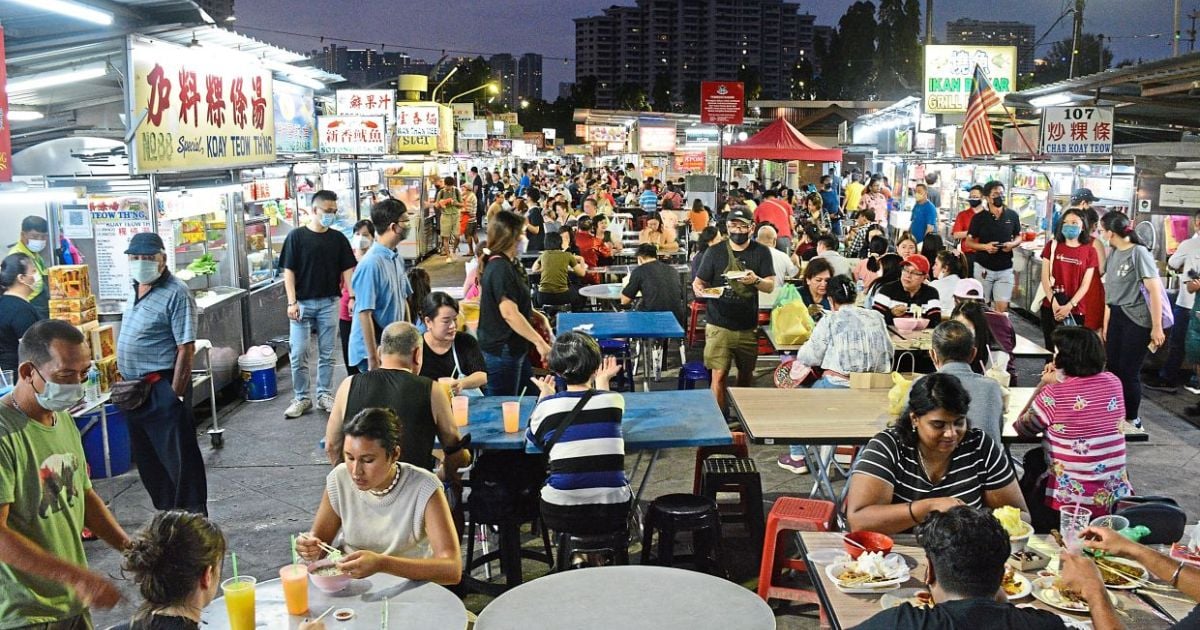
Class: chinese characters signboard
90,198,153,300
335,90,393,116
317,116,387,155
1040,107,1114,155
0,27,12,182
394,105,440,136
274,81,316,153
700,81,745,126
393,103,453,153
128,37,276,174
923,45,1016,113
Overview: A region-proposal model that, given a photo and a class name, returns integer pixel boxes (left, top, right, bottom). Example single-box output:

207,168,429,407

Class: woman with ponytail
1099,211,1165,430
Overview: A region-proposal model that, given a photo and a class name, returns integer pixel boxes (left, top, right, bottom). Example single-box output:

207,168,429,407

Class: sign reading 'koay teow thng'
923,45,1017,114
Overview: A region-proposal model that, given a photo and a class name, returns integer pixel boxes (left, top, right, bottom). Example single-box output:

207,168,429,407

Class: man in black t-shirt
525,188,546,252
693,208,775,411
856,506,1114,630
621,243,685,324
279,190,357,418
964,181,1022,313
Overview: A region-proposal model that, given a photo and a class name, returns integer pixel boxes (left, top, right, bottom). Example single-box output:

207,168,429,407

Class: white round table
579,283,626,302
200,572,466,630
474,565,776,630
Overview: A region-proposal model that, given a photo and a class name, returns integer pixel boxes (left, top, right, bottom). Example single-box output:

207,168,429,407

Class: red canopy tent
721,117,843,162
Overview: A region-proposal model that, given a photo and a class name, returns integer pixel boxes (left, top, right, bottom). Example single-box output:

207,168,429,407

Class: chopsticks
298,532,343,560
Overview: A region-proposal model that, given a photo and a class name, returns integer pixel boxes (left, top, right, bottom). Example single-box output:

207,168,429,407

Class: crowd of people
0,157,1196,629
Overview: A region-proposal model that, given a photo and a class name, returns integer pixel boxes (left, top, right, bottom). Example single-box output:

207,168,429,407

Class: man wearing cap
9,216,51,320
964,181,1022,313
1054,188,1100,235
693,208,775,412
116,232,208,514
872,255,943,326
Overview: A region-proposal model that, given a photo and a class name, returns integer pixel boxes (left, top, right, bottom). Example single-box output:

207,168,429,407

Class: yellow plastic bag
770,297,815,346
887,371,913,417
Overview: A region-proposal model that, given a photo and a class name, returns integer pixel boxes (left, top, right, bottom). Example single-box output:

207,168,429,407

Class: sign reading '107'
1040,106,1114,155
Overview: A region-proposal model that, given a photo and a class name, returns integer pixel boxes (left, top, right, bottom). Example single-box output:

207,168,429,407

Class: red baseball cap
902,254,930,276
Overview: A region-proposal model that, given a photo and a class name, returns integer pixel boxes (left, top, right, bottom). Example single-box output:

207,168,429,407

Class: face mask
350,234,372,250
130,259,161,285
729,231,750,245
320,213,337,228
968,198,982,208
33,368,84,412
1061,224,1083,240
26,239,47,253
991,195,1004,207
395,225,411,241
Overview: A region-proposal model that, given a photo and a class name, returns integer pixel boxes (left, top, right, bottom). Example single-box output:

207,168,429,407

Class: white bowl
308,559,351,593
1009,521,1034,552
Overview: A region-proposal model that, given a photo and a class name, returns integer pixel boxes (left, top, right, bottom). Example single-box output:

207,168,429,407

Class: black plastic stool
554,529,631,571
639,493,722,574
700,457,765,549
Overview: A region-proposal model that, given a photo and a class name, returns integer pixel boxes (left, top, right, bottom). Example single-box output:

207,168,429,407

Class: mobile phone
1148,342,1160,353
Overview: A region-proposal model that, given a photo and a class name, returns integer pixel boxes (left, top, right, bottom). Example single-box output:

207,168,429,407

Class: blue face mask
320,213,337,228
1061,224,1083,240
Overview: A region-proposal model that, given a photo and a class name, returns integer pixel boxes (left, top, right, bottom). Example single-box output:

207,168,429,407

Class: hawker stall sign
317,116,387,154
923,45,1016,113
1040,106,1114,155
700,81,745,126
128,37,276,174
0,26,11,182
394,105,440,136
393,104,453,153
274,81,316,153
336,90,393,116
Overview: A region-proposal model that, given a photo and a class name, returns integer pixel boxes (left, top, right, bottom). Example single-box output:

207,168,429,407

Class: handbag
1138,283,1176,329
529,390,596,454
110,372,163,412
1032,239,1057,309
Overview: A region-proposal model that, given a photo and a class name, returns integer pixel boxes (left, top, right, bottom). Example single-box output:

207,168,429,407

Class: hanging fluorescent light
7,0,113,26
0,188,79,203
1028,93,1075,108
7,65,107,93
7,110,45,121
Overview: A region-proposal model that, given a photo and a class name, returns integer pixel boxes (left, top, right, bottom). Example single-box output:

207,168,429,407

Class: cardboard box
56,308,96,326
49,295,96,313
90,325,115,360
95,356,119,393
48,265,91,299
75,320,100,337
848,372,920,389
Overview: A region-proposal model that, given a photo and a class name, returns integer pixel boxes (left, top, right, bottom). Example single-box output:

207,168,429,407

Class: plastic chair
686,300,707,347
692,432,749,494
677,360,712,390
554,529,631,571
599,339,636,392
756,497,836,622
640,494,723,575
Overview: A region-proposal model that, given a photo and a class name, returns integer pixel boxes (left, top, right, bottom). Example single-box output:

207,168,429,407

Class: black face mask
991,195,1005,207
729,232,750,245
824,184,832,191
968,198,983,208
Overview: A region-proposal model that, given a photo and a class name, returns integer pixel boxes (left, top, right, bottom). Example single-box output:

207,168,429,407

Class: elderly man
814,235,852,279
325,322,470,478
914,321,1005,444
756,225,799,307
116,232,208,514
9,216,50,319
0,320,131,626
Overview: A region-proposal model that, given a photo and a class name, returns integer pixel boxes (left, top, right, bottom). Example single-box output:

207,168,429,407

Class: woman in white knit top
296,408,462,585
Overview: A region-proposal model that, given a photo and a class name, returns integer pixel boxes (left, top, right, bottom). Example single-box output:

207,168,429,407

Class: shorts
703,324,759,374
973,266,1015,304
440,213,457,238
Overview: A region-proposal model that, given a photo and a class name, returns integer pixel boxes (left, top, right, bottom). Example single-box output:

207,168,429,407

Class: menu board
90,199,152,300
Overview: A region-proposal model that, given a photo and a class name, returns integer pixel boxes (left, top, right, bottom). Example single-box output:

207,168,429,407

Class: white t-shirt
930,274,962,312
326,462,440,559
1169,234,1200,309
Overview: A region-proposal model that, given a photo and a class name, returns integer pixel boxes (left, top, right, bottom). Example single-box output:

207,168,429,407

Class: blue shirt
348,243,411,369
517,175,531,197
639,189,658,213
117,272,197,378
909,200,938,243
819,190,840,220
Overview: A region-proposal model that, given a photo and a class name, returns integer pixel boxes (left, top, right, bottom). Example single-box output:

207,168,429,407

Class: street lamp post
449,82,500,104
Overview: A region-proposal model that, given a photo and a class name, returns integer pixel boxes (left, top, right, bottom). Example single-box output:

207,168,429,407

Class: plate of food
1170,543,1200,567
1001,566,1033,600
697,287,724,299
723,270,751,280
1031,576,1116,613
825,551,910,593
1094,557,1149,590
880,588,934,610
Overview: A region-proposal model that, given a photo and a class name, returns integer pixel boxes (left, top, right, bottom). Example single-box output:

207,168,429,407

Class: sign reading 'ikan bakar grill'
127,36,276,174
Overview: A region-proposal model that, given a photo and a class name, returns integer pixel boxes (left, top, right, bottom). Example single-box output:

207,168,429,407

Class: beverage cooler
240,168,297,349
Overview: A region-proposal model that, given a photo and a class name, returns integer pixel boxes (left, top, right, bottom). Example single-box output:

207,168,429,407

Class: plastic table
473,565,775,630
200,572,466,630
579,283,626,305
557,311,685,392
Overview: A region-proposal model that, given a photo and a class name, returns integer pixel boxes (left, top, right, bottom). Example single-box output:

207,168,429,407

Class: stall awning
722,117,843,162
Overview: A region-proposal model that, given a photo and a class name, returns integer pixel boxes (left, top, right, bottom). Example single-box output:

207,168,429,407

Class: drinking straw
231,552,239,578
381,597,389,629
290,534,298,565
517,386,528,406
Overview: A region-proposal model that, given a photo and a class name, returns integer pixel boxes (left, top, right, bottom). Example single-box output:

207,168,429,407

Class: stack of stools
599,339,636,392
640,494,722,575
554,529,631,571
692,432,749,494
686,300,707,347
700,457,765,550
756,497,836,622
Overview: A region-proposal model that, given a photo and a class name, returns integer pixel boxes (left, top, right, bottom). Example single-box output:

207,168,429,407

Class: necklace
5,394,25,416
367,463,401,496
916,446,941,483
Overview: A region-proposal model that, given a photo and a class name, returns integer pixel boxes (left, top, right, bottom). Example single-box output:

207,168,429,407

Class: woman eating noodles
846,373,1027,534
638,213,680,253
797,257,834,315
298,408,461,585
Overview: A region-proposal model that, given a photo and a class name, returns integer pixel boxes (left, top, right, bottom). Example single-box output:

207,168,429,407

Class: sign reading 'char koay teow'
127,36,276,174
1040,106,1114,155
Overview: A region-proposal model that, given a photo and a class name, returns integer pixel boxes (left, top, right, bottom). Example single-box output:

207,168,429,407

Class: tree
680,80,701,114
790,58,816,100
817,1,878,100
614,82,649,111
874,0,922,98
651,73,673,112
737,65,763,101
1035,33,1113,85
570,76,598,109
439,56,494,108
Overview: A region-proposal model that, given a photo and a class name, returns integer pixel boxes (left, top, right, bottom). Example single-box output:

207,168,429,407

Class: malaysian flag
959,64,1001,158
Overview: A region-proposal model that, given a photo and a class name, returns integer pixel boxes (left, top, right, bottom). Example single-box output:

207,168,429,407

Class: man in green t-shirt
0,320,130,628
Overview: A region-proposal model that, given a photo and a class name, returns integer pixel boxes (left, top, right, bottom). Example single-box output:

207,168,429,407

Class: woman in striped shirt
1014,326,1133,533
846,373,1027,534
528,332,632,535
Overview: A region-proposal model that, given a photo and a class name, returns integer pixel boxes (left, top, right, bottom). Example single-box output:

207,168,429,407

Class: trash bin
238,352,278,401
74,403,132,479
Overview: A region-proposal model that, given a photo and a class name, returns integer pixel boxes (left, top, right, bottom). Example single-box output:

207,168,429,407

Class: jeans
790,376,848,458
1158,303,1190,384
484,345,534,396
125,377,208,514
339,317,359,377
1106,306,1151,421
289,296,339,400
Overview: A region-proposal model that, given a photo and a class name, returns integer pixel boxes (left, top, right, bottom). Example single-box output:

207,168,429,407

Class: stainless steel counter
245,278,290,349
193,286,246,393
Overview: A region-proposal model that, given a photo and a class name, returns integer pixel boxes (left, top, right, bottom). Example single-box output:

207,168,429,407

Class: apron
452,342,484,397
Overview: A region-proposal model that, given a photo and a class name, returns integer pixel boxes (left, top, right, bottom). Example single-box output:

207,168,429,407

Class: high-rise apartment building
518,53,544,102
310,44,427,88
944,19,1036,75
488,53,543,109
574,0,821,109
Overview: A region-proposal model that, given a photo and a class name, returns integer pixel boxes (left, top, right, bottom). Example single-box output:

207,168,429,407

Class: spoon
843,535,867,550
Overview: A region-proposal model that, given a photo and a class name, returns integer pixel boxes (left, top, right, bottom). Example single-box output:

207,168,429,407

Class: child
527,332,631,536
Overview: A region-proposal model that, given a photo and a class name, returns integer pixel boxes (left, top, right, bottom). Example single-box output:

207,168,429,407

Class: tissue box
48,265,91,299
90,325,116,360
95,356,119,393
49,295,95,314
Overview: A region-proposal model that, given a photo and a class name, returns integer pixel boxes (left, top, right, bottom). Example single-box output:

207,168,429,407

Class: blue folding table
556,311,685,391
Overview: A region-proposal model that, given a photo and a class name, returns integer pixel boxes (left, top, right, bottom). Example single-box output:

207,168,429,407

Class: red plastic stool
756,311,773,354
687,300,707,347
756,497,836,622
692,432,749,494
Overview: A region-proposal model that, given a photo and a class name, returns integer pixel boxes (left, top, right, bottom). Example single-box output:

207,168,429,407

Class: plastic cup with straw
221,552,256,630
503,387,526,433
281,536,309,615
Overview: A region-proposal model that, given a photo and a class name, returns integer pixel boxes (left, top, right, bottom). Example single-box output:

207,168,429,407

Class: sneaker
1185,385,1200,395
776,453,810,474
316,394,336,412
1119,418,1145,434
284,398,312,419
1142,376,1177,393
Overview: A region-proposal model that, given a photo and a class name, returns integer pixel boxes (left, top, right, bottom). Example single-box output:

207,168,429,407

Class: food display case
240,169,296,348
156,186,247,392
382,161,437,259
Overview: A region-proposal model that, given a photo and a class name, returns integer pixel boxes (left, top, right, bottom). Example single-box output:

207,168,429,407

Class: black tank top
344,369,436,471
